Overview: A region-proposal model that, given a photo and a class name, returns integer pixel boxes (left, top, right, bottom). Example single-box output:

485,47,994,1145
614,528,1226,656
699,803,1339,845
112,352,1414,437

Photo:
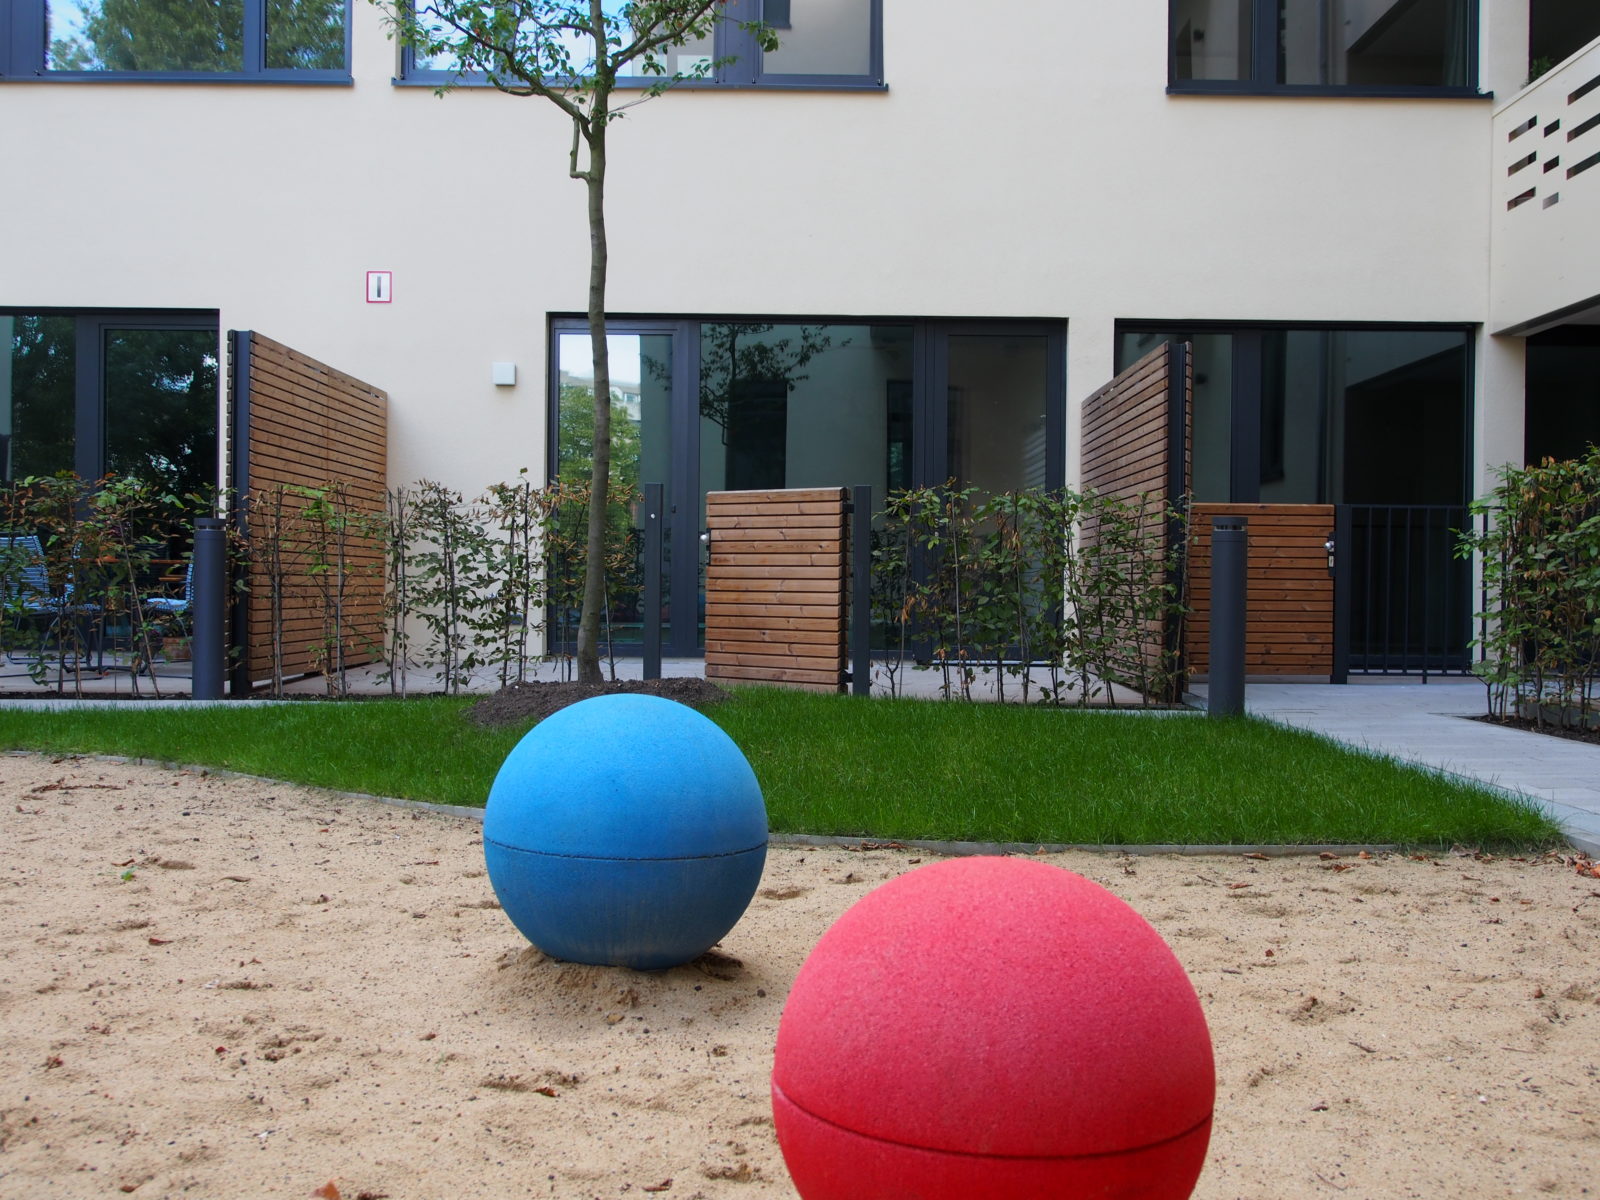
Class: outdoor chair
142,559,192,623
0,534,103,666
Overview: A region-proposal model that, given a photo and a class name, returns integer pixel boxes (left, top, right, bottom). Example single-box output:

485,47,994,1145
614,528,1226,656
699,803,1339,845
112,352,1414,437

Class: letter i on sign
366,271,393,303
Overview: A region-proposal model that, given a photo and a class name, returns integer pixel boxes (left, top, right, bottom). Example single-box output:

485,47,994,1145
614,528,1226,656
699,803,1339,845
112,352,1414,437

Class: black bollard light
1209,516,1247,718
191,517,226,700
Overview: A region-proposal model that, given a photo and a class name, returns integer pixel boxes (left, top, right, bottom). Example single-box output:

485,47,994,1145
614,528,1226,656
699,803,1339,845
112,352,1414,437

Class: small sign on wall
366,271,393,303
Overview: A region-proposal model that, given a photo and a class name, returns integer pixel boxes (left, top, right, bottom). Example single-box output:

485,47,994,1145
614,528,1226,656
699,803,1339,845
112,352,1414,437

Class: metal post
191,518,226,700
641,482,663,681
1209,516,1247,718
1330,505,1352,684
851,485,872,697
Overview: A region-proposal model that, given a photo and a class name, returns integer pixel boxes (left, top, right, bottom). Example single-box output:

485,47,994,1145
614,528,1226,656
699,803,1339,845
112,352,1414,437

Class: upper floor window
0,0,350,81
1529,0,1600,84
1170,0,1480,96
400,0,882,90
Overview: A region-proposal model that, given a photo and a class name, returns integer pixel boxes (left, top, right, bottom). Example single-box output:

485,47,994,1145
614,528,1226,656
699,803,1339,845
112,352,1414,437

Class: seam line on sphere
773,1082,1213,1162
482,837,769,863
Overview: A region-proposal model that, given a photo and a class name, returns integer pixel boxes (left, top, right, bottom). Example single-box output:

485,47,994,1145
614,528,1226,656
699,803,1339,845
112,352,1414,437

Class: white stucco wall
1489,33,1600,333
0,0,1532,501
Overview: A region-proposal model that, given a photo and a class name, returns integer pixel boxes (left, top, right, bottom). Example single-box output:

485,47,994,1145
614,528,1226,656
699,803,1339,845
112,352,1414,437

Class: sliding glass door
551,318,1064,655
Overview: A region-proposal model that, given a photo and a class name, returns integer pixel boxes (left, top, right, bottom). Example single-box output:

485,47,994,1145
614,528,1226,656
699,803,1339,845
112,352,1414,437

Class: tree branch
569,117,588,181
612,0,725,70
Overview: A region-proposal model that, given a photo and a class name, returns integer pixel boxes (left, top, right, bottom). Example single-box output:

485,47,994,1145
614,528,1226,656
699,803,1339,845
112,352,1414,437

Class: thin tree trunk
577,114,610,686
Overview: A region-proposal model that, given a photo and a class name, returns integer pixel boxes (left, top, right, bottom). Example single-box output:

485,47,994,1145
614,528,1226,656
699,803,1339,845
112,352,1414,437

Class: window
1170,0,1480,95
1115,323,1471,505
552,317,1061,655
1525,326,1600,465
0,0,350,81
1,311,220,502
1530,1,1600,83
400,0,882,90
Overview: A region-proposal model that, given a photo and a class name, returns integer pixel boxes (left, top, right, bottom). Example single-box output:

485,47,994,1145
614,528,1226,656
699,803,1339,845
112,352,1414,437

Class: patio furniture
0,534,103,667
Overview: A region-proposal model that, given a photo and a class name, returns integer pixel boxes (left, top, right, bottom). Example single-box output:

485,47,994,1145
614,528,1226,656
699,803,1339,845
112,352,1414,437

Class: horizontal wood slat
1079,344,1189,702
704,488,847,692
1185,503,1334,679
240,332,389,685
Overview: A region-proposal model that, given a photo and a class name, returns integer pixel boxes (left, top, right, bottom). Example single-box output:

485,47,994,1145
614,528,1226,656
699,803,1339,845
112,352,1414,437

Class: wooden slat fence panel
704,488,847,693
233,331,388,686
1186,503,1335,677
1078,343,1191,701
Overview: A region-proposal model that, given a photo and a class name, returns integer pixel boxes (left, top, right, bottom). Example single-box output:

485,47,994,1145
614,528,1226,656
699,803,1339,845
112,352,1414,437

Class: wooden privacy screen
703,488,848,693
1079,342,1191,700
229,331,388,686
1081,343,1189,505
1186,503,1334,678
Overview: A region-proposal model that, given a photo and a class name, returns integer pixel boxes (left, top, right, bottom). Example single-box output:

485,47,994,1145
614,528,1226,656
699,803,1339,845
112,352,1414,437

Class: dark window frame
1167,0,1487,99
549,313,1064,656
1,307,221,485
0,0,352,84
1115,318,1475,506
396,0,883,91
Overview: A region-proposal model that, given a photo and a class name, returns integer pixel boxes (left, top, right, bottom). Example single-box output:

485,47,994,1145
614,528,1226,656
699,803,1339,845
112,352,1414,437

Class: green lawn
0,688,1562,850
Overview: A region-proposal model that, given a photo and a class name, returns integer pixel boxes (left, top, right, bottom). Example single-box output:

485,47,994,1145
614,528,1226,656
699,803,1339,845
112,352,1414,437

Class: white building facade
3,0,1597,662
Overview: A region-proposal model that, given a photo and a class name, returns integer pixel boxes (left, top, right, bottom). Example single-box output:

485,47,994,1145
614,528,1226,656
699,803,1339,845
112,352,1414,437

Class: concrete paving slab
1190,680,1600,855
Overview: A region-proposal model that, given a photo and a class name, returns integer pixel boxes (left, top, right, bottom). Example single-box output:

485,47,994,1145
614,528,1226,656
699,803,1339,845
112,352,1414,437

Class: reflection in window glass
0,316,76,482
266,0,346,70
410,2,712,79
1117,326,1467,505
697,323,908,497
698,322,908,648
762,0,872,76
1279,0,1473,87
103,329,219,502
946,335,1048,495
1170,0,1252,81
556,332,673,645
47,0,247,72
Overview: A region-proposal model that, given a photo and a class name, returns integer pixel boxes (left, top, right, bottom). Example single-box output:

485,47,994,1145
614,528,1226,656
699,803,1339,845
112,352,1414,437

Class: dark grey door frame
550,315,1068,657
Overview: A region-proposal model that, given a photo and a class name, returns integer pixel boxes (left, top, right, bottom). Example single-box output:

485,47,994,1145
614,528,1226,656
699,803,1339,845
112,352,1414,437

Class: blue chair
0,534,101,664
142,560,193,622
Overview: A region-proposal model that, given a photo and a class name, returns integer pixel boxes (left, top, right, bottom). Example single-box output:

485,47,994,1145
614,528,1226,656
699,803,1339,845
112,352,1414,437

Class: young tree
376,0,772,684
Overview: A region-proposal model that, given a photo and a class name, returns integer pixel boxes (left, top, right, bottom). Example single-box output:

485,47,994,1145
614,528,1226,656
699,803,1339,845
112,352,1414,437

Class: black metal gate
1332,505,1474,681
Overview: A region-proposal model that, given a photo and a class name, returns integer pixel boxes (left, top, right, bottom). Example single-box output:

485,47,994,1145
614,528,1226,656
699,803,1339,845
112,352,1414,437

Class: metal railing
1337,505,1473,680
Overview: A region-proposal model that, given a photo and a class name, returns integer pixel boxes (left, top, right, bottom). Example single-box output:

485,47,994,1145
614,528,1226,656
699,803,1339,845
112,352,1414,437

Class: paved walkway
1190,679,1600,856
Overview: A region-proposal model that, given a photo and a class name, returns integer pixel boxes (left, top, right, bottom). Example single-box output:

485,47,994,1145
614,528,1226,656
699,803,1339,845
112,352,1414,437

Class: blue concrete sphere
483,693,768,970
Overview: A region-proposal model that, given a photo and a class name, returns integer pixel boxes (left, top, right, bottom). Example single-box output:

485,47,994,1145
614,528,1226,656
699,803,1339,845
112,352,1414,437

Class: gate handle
1324,533,1335,577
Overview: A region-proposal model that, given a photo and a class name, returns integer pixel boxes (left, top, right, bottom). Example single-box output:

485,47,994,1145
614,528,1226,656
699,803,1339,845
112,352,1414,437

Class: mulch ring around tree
464,676,731,728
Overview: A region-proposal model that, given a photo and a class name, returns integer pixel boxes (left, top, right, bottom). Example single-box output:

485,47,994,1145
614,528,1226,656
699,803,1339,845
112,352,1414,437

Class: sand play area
2,752,1598,1198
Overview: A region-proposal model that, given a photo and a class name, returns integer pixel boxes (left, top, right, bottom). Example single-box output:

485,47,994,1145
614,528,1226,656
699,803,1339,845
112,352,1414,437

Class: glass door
934,330,1060,494
552,326,697,655
551,318,1065,656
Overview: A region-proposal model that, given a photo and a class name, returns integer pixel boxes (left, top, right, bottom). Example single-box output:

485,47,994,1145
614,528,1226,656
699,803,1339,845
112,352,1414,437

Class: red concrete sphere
771,857,1214,1200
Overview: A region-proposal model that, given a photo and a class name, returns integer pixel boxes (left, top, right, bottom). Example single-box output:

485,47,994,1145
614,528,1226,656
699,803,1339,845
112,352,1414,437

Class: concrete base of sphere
484,841,767,970
772,1084,1212,1200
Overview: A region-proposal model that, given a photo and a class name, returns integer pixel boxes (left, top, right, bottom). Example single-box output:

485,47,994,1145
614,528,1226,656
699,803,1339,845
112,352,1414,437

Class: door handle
1324,533,1335,577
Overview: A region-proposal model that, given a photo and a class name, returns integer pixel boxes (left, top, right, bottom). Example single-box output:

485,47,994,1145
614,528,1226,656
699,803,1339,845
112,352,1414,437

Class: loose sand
2,754,1597,1199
